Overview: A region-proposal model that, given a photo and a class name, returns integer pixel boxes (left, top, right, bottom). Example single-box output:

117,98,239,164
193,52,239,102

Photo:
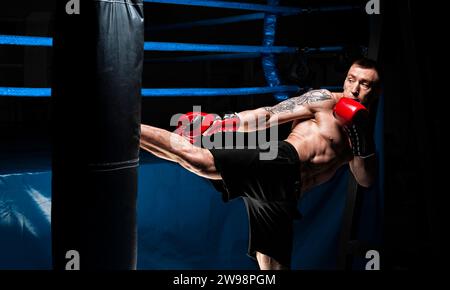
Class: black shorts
209,141,302,267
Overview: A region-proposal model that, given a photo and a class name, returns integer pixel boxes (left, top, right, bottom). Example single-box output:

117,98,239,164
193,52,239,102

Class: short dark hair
351,57,382,87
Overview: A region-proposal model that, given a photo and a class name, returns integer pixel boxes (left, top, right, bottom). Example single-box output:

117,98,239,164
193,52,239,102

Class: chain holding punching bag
52,0,144,270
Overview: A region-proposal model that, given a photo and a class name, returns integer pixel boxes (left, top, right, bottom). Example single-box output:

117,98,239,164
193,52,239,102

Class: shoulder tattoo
264,89,332,114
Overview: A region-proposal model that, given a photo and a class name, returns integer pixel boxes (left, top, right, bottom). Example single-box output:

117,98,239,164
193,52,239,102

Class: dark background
0,0,445,270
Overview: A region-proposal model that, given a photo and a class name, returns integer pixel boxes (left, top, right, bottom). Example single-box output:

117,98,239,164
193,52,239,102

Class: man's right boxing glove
333,97,375,158
202,112,240,136
174,111,240,144
174,112,215,144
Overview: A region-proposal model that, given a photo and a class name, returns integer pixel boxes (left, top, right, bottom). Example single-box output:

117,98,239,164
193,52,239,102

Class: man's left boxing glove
333,97,375,158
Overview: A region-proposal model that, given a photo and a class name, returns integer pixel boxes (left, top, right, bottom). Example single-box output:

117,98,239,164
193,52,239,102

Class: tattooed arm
236,89,336,132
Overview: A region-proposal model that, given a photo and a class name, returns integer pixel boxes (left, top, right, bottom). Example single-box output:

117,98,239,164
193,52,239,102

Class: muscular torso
286,106,353,193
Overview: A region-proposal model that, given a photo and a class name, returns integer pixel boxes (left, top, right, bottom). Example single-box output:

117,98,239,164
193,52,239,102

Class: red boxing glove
334,98,375,158
202,112,240,136
174,112,215,144
174,112,240,144
333,97,368,125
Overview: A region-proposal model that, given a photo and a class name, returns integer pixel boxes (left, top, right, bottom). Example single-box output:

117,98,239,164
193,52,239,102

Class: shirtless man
140,58,381,270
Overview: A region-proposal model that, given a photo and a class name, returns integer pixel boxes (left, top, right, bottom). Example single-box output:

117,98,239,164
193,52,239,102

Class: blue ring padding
262,0,288,101
143,0,301,15
0,35,52,46
147,13,265,31
0,35,297,53
145,52,261,63
144,42,297,53
0,86,300,97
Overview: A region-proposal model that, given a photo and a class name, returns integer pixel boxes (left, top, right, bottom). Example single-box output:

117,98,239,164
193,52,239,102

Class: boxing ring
0,0,383,270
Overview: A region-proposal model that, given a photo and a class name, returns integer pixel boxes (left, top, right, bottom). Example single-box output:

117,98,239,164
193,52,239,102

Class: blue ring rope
0,86,300,97
302,46,344,53
0,35,296,53
304,5,361,13
142,86,300,96
147,13,265,31
145,52,262,63
143,42,296,53
143,0,302,15
319,86,342,91
0,35,343,54
145,5,361,32
145,46,345,63
0,86,346,97
0,87,52,97
0,35,53,46
144,0,360,15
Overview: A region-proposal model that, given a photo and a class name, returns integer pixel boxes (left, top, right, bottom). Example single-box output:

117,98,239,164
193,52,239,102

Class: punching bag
51,0,144,270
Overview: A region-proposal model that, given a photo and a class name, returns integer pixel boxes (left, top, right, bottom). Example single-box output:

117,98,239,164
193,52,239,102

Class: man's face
343,64,379,105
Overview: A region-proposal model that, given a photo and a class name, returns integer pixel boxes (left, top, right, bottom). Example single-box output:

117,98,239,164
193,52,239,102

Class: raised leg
140,124,221,180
